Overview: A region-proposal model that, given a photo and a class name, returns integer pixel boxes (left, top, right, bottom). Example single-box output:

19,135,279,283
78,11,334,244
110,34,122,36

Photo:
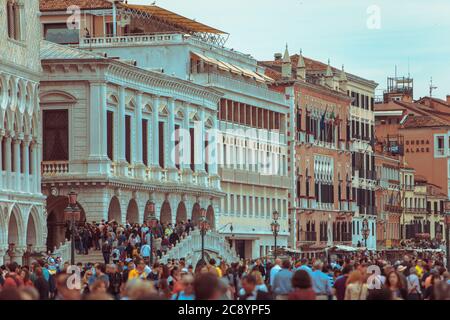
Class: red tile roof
402,115,450,129
40,0,112,11
260,54,340,73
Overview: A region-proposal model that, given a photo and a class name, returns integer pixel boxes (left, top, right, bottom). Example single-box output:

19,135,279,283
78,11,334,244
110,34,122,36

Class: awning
191,51,273,83
120,3,227,34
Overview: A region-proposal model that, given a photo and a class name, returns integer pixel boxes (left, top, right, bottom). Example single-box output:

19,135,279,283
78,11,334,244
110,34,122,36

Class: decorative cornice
41,176,225,198
41,59,223,108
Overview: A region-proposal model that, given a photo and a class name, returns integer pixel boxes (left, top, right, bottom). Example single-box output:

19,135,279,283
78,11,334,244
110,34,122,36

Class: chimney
447,95,450,105
274,53,282,61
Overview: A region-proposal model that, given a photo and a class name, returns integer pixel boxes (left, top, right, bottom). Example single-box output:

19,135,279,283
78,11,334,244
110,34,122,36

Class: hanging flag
320,106,328,130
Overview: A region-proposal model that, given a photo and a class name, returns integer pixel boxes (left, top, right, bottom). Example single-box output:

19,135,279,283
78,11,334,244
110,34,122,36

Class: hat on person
397,265,407,272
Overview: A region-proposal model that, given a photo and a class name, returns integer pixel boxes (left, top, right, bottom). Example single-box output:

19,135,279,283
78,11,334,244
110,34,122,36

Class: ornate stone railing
79,33,183,48
160,229,240,265
42,161,69,175
53,240,72,264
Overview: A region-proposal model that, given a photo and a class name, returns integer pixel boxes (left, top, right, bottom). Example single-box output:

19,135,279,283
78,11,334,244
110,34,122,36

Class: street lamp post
199,208,209,263
64,190,80,266
271,211,280,260
362,218,370,249
146,202,157,265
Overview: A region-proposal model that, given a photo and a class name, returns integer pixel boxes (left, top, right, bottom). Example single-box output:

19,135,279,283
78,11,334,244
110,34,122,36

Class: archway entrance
176,202,187,224
160,201,172,226
126,199,139,224
46,196,86,252
191,203,201,226
206,205,215,230
107,196,121,223
7,209,20,263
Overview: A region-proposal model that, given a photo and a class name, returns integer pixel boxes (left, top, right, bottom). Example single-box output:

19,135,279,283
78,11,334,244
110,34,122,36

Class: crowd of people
1,219,450,300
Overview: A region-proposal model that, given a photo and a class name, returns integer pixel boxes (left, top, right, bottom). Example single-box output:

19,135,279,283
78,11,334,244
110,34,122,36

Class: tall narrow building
0,0,46,265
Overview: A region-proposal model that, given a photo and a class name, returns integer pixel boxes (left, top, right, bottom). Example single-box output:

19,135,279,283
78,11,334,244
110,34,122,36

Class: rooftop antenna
429,77,437,98
407,57,410,78
395,65,397,78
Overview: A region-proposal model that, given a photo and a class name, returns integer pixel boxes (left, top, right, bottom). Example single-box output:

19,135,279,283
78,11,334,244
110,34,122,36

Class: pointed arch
159,105,169,117
7,205,24,246
107,93,119,106
205,117,214,129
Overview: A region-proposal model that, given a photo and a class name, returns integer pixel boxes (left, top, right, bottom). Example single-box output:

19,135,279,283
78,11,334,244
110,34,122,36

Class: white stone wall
0,0,45,265
0,0,41,74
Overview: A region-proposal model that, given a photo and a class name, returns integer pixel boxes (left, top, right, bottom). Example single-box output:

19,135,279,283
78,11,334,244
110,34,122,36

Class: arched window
7,0,22,41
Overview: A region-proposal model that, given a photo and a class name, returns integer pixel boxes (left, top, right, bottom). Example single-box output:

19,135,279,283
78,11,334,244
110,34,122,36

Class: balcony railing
79,33,184,48
384,204,403,213
300,231,317,242
193,72,286,105
42,161,69,175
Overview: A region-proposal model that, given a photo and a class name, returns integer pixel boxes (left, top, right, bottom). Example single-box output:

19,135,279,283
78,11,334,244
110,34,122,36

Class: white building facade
40,41,224,253
0,0,46,265
39,2,290,260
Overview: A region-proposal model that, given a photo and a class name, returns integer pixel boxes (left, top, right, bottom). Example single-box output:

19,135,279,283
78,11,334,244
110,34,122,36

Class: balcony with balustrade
41,160,220,191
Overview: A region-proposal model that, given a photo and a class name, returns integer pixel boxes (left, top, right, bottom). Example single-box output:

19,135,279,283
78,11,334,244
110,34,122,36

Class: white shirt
270,264,282,287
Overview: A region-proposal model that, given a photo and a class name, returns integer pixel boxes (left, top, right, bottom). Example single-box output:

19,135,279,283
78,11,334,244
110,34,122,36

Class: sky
129,0,450,99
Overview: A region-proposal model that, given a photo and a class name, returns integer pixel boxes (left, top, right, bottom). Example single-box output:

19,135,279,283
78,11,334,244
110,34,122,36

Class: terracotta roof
40,0,112,11
416,96,450,107
40,1,226,34
260,54,340,73
374,101,406,112
401,115,450,129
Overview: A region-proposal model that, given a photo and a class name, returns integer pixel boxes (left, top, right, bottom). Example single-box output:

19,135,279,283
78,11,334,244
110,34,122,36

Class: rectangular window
173,123,185,170
44,23,79,44
43,110,69,161
159,121,165,168
107,111,114,161
125,115,131,163
190,127,195,171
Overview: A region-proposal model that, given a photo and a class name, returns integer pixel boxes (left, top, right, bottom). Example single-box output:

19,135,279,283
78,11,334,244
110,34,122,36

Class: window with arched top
6,0,22,41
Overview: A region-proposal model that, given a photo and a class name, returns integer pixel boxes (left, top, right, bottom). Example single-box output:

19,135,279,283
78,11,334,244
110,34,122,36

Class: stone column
0,248,6,266
208,116,220,189
14,135,23,190
151,96,161,180
22,136,31,193
134,92,146,179
30,141,38,194
0,130,3,189
4,132,12,190
194,109,207,186
117,86,128,176
181,103,192,183
88,82,109,174
166,98,178,181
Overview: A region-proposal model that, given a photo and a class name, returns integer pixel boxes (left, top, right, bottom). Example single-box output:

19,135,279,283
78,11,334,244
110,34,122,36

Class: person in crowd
406,267,422,300
344,271,368,300
333,264,353,300
288,270,316,300
385,271,407,300
311,260,333,300
271,259,293,300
